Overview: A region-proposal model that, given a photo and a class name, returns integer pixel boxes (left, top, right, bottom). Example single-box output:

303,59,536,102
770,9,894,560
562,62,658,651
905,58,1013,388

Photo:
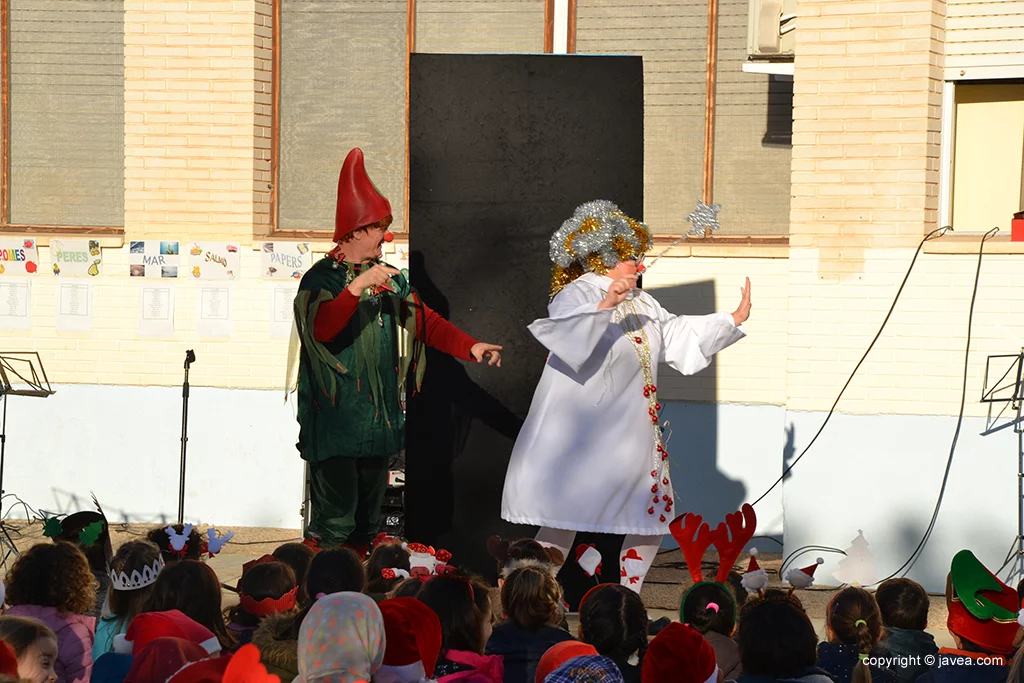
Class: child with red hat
916,550,1016,683
642,623,719,683
292,147,503,555
376,598,443,683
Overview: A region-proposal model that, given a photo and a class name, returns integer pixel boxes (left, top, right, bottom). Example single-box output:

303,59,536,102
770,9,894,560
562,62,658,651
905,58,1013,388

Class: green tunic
293,258,425,462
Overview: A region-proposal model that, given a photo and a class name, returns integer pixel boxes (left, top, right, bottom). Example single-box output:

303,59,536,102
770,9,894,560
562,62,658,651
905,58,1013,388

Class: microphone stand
178,350,196,525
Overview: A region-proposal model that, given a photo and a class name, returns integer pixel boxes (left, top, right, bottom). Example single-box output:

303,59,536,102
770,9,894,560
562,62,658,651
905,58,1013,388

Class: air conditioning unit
748,0,797,58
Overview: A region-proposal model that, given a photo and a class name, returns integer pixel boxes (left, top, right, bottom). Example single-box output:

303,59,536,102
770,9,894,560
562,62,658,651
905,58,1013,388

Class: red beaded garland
650,470,657,478
659,515,666,523
648,507,655,515
634,336,642,344
651,484,658,493
662,478,669,485
655,402,661,411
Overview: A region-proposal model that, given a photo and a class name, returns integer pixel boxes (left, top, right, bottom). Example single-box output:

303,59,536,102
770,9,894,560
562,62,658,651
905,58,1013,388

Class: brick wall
124,0,256,241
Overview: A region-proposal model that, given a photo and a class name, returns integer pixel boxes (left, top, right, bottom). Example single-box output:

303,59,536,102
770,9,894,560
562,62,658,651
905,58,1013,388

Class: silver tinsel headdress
549,200,652,296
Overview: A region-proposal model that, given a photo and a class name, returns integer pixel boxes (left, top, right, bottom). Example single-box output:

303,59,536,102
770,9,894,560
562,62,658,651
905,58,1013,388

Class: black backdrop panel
406,54,643,605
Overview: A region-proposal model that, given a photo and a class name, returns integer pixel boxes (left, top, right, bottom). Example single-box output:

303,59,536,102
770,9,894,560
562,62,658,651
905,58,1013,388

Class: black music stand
982,351,1024,583
0,353,55,566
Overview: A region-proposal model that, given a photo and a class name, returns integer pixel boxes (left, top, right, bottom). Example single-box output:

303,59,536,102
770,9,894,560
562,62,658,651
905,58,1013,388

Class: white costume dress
501,272,746,536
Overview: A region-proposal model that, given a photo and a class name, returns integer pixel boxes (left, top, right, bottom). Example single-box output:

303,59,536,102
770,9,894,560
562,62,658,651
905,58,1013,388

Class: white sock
535,527,577,561
619,534,662,594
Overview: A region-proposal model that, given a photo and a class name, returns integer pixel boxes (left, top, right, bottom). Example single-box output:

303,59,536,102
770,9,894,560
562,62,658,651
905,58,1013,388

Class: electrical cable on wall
749,226,952,507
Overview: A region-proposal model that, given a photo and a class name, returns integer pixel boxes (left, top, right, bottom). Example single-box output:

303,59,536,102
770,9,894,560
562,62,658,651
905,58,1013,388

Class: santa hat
122,637,209,683
641,623,718,683
378,598,443,678
621,548,647,584
947,549,1020,655
535,642,599,683
784,558,823,590
334,148,392,242
576,544,602,577
740,548,769,592
166,643,279,683
0,641,17,678
113,610,221,655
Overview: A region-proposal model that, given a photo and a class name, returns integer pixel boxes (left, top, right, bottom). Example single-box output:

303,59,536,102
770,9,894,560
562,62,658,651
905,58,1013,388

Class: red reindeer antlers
710,503,757,583
670,504,758,585
669,512,714,584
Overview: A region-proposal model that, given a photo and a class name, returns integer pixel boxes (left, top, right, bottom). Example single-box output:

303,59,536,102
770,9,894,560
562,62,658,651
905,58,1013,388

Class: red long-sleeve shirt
313,288,477,361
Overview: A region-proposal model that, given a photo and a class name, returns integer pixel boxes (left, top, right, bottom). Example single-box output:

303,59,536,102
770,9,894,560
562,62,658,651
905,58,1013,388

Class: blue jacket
879,627,938,683
816,642,897,683
485,622,575,683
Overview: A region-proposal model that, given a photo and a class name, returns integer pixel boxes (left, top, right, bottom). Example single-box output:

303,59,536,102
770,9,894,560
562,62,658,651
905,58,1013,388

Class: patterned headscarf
296,592,387,683
544,655,625,683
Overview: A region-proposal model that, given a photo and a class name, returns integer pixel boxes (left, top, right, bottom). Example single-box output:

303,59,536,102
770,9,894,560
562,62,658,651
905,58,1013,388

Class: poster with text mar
130,241,180,278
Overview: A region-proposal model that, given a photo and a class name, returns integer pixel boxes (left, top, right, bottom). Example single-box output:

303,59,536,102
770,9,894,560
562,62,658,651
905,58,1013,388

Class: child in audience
546,655,624,683
736,593,832,683
579,584,647,683
272,542,316,604
0,616,59,683
366,542,412,602
419,574,503,683
251,547,368,680
144,560,235,652
225,560,297,646
536,642,598,683
5,543,97,683
486,565,573,683
51,511,112,619
146,526,204,565
295,592,385,683
488,538,563,589
391,578,425,599
875,578,937,683
641,622,719,683
916,550,1015,683
817,587,896,683
681,582,741,681
377,598,444,683
92,540,163,661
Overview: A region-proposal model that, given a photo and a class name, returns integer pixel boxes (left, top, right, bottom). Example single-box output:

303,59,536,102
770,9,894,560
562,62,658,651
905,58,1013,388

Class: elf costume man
294,148,503,555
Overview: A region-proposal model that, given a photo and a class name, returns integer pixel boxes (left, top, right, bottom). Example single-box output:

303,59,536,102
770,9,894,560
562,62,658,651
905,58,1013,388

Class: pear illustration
87,261,100,277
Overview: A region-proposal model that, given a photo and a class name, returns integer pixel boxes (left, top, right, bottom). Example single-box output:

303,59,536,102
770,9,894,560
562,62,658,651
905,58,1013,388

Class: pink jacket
438,650,504,683
7,605,96,683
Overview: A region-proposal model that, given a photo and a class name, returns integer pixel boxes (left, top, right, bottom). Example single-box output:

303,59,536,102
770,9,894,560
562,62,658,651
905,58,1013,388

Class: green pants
307,456,390,548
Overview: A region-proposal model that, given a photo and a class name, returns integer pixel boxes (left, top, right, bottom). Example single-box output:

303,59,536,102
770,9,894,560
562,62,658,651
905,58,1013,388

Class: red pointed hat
335,148,392,242
379,598,443,677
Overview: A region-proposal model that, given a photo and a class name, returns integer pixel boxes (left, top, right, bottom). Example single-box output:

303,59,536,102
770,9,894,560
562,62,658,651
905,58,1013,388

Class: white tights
535,527,661,594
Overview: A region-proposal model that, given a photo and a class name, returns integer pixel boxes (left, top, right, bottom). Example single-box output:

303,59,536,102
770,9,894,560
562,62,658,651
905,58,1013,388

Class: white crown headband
109,556,165,592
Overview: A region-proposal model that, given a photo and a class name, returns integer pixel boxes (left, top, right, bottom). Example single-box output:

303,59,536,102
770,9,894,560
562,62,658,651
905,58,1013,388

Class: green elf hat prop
670,503,757,623
947,549,1020,655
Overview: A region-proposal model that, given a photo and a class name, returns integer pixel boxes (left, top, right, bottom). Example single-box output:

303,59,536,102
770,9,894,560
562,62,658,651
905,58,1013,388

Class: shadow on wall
644,281,747,529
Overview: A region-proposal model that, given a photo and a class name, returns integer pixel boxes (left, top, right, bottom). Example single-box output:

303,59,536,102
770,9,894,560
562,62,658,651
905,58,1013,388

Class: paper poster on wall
198,286,232,338
271,285,297,339
261,242,310,280
188,242,239,280
0,280,30,330
139,285,175,336
50,239,101,277
56,281,93,333
0,239,39,275
386,242,409,272
130,241,179,278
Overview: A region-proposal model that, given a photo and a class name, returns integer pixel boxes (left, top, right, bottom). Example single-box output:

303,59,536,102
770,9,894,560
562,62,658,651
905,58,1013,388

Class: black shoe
648,616,671,636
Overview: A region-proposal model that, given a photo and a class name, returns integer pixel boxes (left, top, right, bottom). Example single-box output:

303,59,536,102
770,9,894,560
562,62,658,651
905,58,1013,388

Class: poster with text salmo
187,242,240,280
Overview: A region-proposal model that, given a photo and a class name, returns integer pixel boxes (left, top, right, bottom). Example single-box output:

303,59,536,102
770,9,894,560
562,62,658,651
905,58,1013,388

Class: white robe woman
501,258,751,592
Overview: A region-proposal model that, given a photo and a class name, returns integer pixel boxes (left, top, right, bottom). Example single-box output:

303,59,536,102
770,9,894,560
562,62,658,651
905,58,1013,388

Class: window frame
0,0,124,238
264,0,558,241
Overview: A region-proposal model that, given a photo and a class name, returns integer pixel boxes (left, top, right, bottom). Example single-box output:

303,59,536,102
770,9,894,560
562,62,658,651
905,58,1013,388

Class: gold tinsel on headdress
548,201,652,298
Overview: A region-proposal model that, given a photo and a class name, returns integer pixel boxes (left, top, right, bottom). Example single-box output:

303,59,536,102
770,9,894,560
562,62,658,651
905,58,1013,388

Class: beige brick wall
124,0,256,241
